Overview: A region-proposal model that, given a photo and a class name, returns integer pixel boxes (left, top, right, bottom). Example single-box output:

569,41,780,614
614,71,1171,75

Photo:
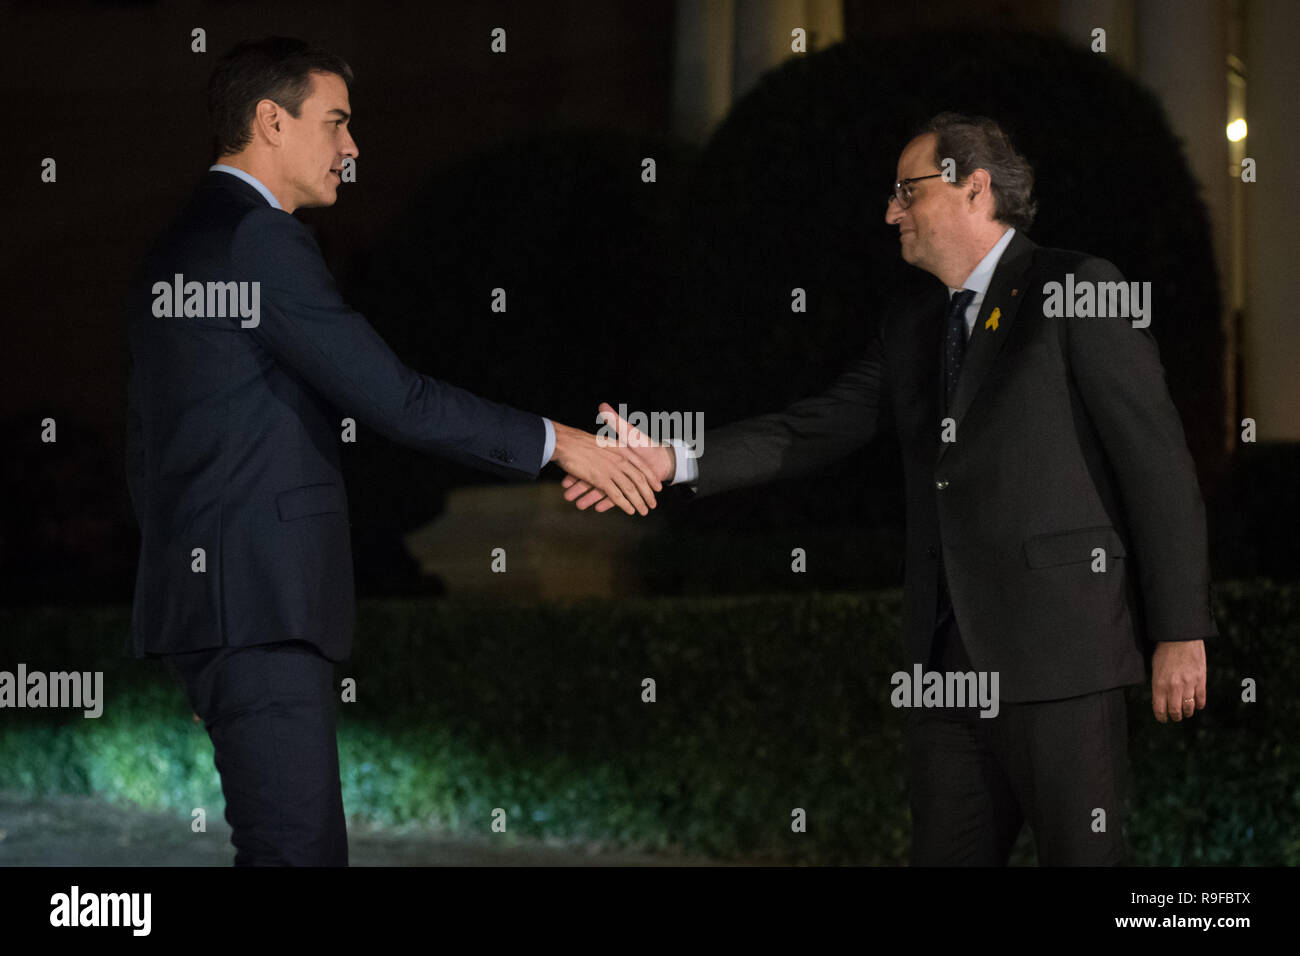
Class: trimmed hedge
0,581,1293,864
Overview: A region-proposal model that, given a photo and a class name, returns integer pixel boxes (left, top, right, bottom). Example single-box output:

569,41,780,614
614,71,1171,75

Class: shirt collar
209,164,282,210
947,226,1016,300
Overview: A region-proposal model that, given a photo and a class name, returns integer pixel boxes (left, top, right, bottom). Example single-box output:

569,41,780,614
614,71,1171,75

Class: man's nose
343,130,359,160
885,198,903,226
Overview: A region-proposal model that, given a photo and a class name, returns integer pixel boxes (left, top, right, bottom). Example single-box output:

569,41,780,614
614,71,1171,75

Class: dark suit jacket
695,230,1217,702
126,171,545,661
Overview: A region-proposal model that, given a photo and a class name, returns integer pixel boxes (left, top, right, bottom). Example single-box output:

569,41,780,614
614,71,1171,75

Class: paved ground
0,791,716,867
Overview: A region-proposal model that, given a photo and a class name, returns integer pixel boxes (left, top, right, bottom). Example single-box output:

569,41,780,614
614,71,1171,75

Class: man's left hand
1151,639,1207,723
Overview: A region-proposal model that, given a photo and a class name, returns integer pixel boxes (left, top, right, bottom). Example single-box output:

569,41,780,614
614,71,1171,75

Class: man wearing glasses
567,111,1215,865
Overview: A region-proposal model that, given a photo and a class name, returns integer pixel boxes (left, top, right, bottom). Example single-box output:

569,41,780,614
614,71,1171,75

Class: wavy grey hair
916,112,1038,231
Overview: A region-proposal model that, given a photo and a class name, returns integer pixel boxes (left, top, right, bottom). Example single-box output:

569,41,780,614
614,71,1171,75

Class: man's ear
254,99,283,144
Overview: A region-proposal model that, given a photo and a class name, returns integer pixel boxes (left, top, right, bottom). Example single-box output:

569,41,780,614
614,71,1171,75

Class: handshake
552,402,676,515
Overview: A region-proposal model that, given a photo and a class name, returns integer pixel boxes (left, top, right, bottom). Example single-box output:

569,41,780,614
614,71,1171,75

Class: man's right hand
561,403,675,512
550,417,662,516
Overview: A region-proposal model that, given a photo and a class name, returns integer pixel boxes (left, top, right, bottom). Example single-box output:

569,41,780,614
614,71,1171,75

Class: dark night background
1,0,1296,869
4,0,1294,608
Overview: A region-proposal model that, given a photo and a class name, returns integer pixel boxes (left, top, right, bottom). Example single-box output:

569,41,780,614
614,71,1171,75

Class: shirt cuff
541,418,556,468
667,438,698,486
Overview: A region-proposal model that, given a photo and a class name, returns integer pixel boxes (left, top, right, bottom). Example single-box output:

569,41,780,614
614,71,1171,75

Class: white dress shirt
948,226,1016,339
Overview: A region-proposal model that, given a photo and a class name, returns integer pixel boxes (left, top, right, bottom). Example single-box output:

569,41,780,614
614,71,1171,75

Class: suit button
926,546,937,558
935,480,948,490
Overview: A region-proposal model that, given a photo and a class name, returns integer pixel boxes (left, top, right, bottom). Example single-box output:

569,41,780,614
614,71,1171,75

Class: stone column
1242,0,1300,438
672,0,736,144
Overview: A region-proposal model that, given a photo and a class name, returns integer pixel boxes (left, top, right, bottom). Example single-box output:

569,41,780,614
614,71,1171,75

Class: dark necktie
943,288,976,414
934,288,976,641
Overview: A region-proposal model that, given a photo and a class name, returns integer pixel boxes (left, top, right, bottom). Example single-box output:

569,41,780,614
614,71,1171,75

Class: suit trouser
906,614,1131,866
163,640,349,866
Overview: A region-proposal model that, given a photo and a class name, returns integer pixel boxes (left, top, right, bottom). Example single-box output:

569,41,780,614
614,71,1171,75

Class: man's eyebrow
325,109,351,120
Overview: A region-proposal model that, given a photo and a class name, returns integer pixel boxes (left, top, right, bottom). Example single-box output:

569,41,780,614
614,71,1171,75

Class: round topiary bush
648,27,1225,592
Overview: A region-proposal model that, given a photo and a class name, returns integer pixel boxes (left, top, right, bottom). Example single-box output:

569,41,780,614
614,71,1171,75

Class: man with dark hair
125,36,661,866
567,112,1215,865
206,37,356,160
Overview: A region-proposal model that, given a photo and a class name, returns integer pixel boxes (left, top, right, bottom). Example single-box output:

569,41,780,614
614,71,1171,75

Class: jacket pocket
276,483,345,521
1023,525,1125,568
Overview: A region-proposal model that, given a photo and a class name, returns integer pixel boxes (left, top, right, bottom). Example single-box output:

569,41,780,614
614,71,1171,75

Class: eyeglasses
887,173,944,210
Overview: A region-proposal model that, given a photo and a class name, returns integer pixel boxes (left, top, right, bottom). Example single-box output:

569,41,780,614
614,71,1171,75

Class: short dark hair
208,36,354,160
915,112,1038,231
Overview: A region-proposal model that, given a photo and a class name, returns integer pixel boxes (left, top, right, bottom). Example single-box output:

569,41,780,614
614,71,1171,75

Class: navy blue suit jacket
126,171,545,661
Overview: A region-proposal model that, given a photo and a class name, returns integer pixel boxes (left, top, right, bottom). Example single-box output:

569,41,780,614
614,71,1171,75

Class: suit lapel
936,231,1037,466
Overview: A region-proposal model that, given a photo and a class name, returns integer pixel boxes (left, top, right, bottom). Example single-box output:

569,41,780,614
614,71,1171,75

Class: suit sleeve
231,208,545,479
1065,257,1218,644
695,320,890,498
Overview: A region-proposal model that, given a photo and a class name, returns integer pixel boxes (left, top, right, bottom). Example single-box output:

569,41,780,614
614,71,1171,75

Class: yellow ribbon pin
985,307,1001,331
